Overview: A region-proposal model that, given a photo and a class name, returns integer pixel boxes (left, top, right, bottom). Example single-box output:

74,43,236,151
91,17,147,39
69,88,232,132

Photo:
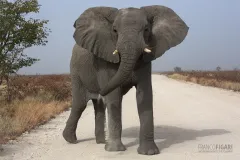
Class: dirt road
1,75,240,160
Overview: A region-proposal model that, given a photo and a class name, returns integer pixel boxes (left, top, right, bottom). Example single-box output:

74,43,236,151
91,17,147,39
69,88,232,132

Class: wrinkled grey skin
63,5,189,155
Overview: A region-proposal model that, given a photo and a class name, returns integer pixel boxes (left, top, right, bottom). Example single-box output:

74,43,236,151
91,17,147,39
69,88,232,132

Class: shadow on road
76,138,95,143
0,125,230,157
122,125,230,152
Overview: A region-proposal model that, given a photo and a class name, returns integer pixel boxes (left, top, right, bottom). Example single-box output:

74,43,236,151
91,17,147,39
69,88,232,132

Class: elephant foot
96,137,105,144
137,141,160,155
62,128,77,144
95,130,106,144
105,140,126,151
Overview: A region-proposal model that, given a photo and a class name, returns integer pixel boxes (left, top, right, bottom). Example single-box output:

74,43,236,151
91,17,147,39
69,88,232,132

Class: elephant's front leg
104,89,126,151
136,64,159,155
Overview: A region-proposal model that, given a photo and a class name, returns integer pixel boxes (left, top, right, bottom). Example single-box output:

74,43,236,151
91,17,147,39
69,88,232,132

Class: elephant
63,5,189,155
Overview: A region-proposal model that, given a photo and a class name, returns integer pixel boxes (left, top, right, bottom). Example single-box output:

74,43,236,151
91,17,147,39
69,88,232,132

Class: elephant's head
73,5,189,96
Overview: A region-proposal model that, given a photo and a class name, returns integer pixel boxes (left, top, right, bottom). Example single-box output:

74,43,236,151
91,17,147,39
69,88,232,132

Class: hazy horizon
19,0,240,74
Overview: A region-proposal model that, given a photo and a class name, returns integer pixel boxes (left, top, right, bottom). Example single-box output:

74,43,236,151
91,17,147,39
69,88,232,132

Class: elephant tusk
144,48,151,53
113,50,118,55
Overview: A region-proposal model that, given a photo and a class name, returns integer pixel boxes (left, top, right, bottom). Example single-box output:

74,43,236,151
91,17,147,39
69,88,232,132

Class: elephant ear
73,7,119,63
140,5,189,59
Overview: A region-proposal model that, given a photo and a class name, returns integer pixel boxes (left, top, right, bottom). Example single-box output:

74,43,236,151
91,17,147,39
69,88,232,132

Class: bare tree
174,66,182,72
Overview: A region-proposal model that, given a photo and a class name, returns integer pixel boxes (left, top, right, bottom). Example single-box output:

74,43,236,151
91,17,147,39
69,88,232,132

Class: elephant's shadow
122,125,230,152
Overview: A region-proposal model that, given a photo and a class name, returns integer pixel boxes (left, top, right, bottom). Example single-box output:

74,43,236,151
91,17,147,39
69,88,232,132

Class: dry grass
164,71,240,92
0,74,72,144
0,98,70,144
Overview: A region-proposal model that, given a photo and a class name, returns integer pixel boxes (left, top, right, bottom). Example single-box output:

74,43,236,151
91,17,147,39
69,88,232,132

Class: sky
19,0,240,74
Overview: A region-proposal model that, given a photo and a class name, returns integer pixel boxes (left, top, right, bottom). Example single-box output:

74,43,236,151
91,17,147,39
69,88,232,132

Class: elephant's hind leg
92,98,106,144
63,77,87,144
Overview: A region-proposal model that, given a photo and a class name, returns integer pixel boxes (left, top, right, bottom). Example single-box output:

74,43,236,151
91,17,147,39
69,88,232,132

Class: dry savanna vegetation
159,70,240,92
0,74,71,144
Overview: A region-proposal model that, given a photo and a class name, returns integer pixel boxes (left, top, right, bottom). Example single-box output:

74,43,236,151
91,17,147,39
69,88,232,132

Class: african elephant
63,5,189,155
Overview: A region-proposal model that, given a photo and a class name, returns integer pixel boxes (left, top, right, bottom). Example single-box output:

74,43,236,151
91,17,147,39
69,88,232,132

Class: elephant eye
144,27,149,32
113,26,117,33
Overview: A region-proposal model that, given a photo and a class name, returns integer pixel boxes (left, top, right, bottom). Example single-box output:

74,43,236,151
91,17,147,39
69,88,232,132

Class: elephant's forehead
119,8,145,17
118,8,147,24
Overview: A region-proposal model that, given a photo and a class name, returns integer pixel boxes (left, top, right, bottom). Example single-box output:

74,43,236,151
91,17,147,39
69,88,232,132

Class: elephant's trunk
100,41,139,96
